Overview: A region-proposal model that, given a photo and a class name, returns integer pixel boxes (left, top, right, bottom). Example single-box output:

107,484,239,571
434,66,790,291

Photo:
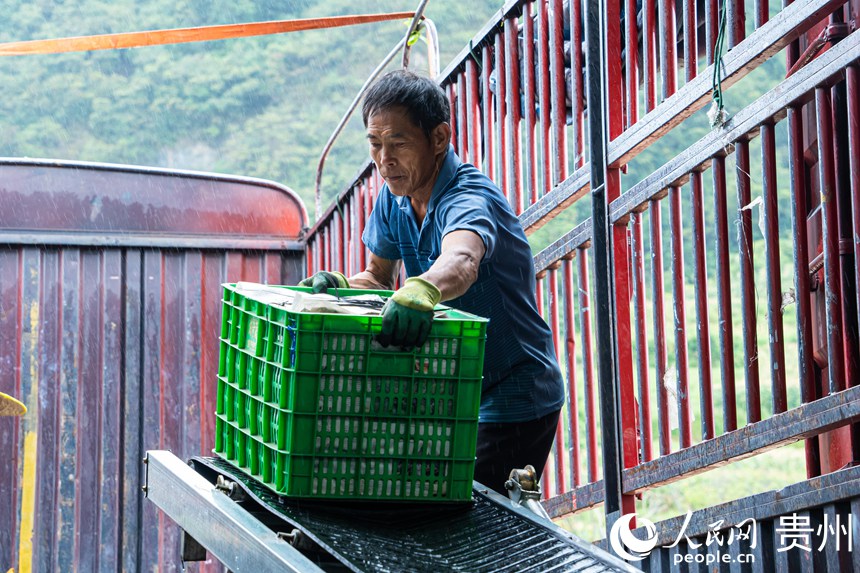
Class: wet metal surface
191,456,633,573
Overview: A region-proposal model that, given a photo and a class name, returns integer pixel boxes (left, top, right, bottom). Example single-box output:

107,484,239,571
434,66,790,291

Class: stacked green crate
214,284,487,502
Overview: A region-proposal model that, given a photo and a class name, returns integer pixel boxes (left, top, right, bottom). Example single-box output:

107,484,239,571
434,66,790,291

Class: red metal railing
306,0,860,533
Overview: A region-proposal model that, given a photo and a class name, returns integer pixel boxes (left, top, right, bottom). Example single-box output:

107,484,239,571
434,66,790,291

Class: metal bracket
786,22,852,77
216,474,248,502
505,465,552,521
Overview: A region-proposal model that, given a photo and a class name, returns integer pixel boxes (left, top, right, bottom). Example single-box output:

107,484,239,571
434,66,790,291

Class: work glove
377,277,441,350
298,271,349,293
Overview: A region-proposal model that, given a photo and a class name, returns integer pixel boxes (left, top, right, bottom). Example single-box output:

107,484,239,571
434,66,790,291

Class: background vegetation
0,0,499,211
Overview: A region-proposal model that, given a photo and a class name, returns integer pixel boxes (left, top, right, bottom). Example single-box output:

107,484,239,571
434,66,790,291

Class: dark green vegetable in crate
214,284,487,501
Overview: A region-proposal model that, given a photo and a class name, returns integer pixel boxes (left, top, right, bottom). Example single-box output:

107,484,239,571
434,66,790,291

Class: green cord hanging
708,0,729,128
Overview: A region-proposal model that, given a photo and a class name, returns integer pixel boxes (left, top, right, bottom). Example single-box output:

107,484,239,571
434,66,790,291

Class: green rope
709,0,728,127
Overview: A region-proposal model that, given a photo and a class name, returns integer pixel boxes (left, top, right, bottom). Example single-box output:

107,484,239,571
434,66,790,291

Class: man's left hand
298,270,349,293
377,277,441,349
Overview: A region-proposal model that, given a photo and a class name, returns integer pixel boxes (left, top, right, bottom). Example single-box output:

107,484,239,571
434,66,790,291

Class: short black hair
362,69,450,140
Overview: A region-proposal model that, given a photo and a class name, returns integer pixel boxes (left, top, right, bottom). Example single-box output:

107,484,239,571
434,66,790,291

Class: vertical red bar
466,59,482,172
659,0,677,99
342,194,358,276
523,2,539,204
538,0,552,195
336,207,345,274
787,105,818,477
332,215,339,275
650,200,671,454
847,65,860,464
365,175,374,224
448,83,459,156
848,66,860,378
644,0,658,112
457,73,468,161
606,0,623,143
570,0,585,167
669,185,692,448
833,76,859,402
542,453,554,500
356,186,365,274
728,0,746,48
366,174,377,266
705,0,718,65
690,171,714,439
816,88,846,394
495,32,509,203
630,213,652,462
538,266,551,496
712,155,737,433
625,0,640,128
308,231,322,276
352,190,360,274
348,196,355,276
357,183,367,272
505,16,523,215
610,211,638,468
306,238,314,277
336,212,342,273
578,249,599,483
761,122,787,413
344,198,352,276
549,0,569,182
606,0,637,515
329,224,335,272
321,226,329,272
329,213,337,275
315,232,323,276
535,272,545,317
548,264,566,492
563,256,582,485
736,140,761,423
683,0,697,83
754,0,768,28
482,44,496,181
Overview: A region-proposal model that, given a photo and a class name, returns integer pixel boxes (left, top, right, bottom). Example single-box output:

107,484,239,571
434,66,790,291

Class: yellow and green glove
377,277,441,349
298,271,349,293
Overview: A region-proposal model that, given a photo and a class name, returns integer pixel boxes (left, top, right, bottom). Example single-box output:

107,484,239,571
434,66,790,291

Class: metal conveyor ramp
144,450,637,572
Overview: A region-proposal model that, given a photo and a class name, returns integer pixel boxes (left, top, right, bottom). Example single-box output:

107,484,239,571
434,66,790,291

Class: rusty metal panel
0,159,306,242
2,248,303,573
0,161,306,573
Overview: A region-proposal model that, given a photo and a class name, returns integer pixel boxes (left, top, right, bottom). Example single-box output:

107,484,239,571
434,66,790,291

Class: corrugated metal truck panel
0,160,306,572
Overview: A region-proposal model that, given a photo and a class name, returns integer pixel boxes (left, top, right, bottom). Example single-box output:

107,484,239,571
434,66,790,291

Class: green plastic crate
213,283,487,502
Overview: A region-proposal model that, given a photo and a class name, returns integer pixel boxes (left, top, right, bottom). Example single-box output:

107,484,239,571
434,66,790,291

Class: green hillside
0,0,499,211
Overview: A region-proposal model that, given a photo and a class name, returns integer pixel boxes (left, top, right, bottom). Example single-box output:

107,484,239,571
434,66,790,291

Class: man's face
366,106,446,199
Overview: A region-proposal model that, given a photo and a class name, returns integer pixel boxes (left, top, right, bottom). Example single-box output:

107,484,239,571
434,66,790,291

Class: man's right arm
348,252,401,290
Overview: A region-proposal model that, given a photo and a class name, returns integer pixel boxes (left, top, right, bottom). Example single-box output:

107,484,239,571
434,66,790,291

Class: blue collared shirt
362,146,564,423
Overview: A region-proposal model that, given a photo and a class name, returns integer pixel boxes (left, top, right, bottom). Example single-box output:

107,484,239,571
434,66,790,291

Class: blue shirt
362,146,565,423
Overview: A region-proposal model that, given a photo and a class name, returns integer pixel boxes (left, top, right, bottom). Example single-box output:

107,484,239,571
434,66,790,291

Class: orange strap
0,12,415,56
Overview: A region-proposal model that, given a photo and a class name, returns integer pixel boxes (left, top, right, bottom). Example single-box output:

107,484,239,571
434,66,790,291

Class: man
301,69,564,495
